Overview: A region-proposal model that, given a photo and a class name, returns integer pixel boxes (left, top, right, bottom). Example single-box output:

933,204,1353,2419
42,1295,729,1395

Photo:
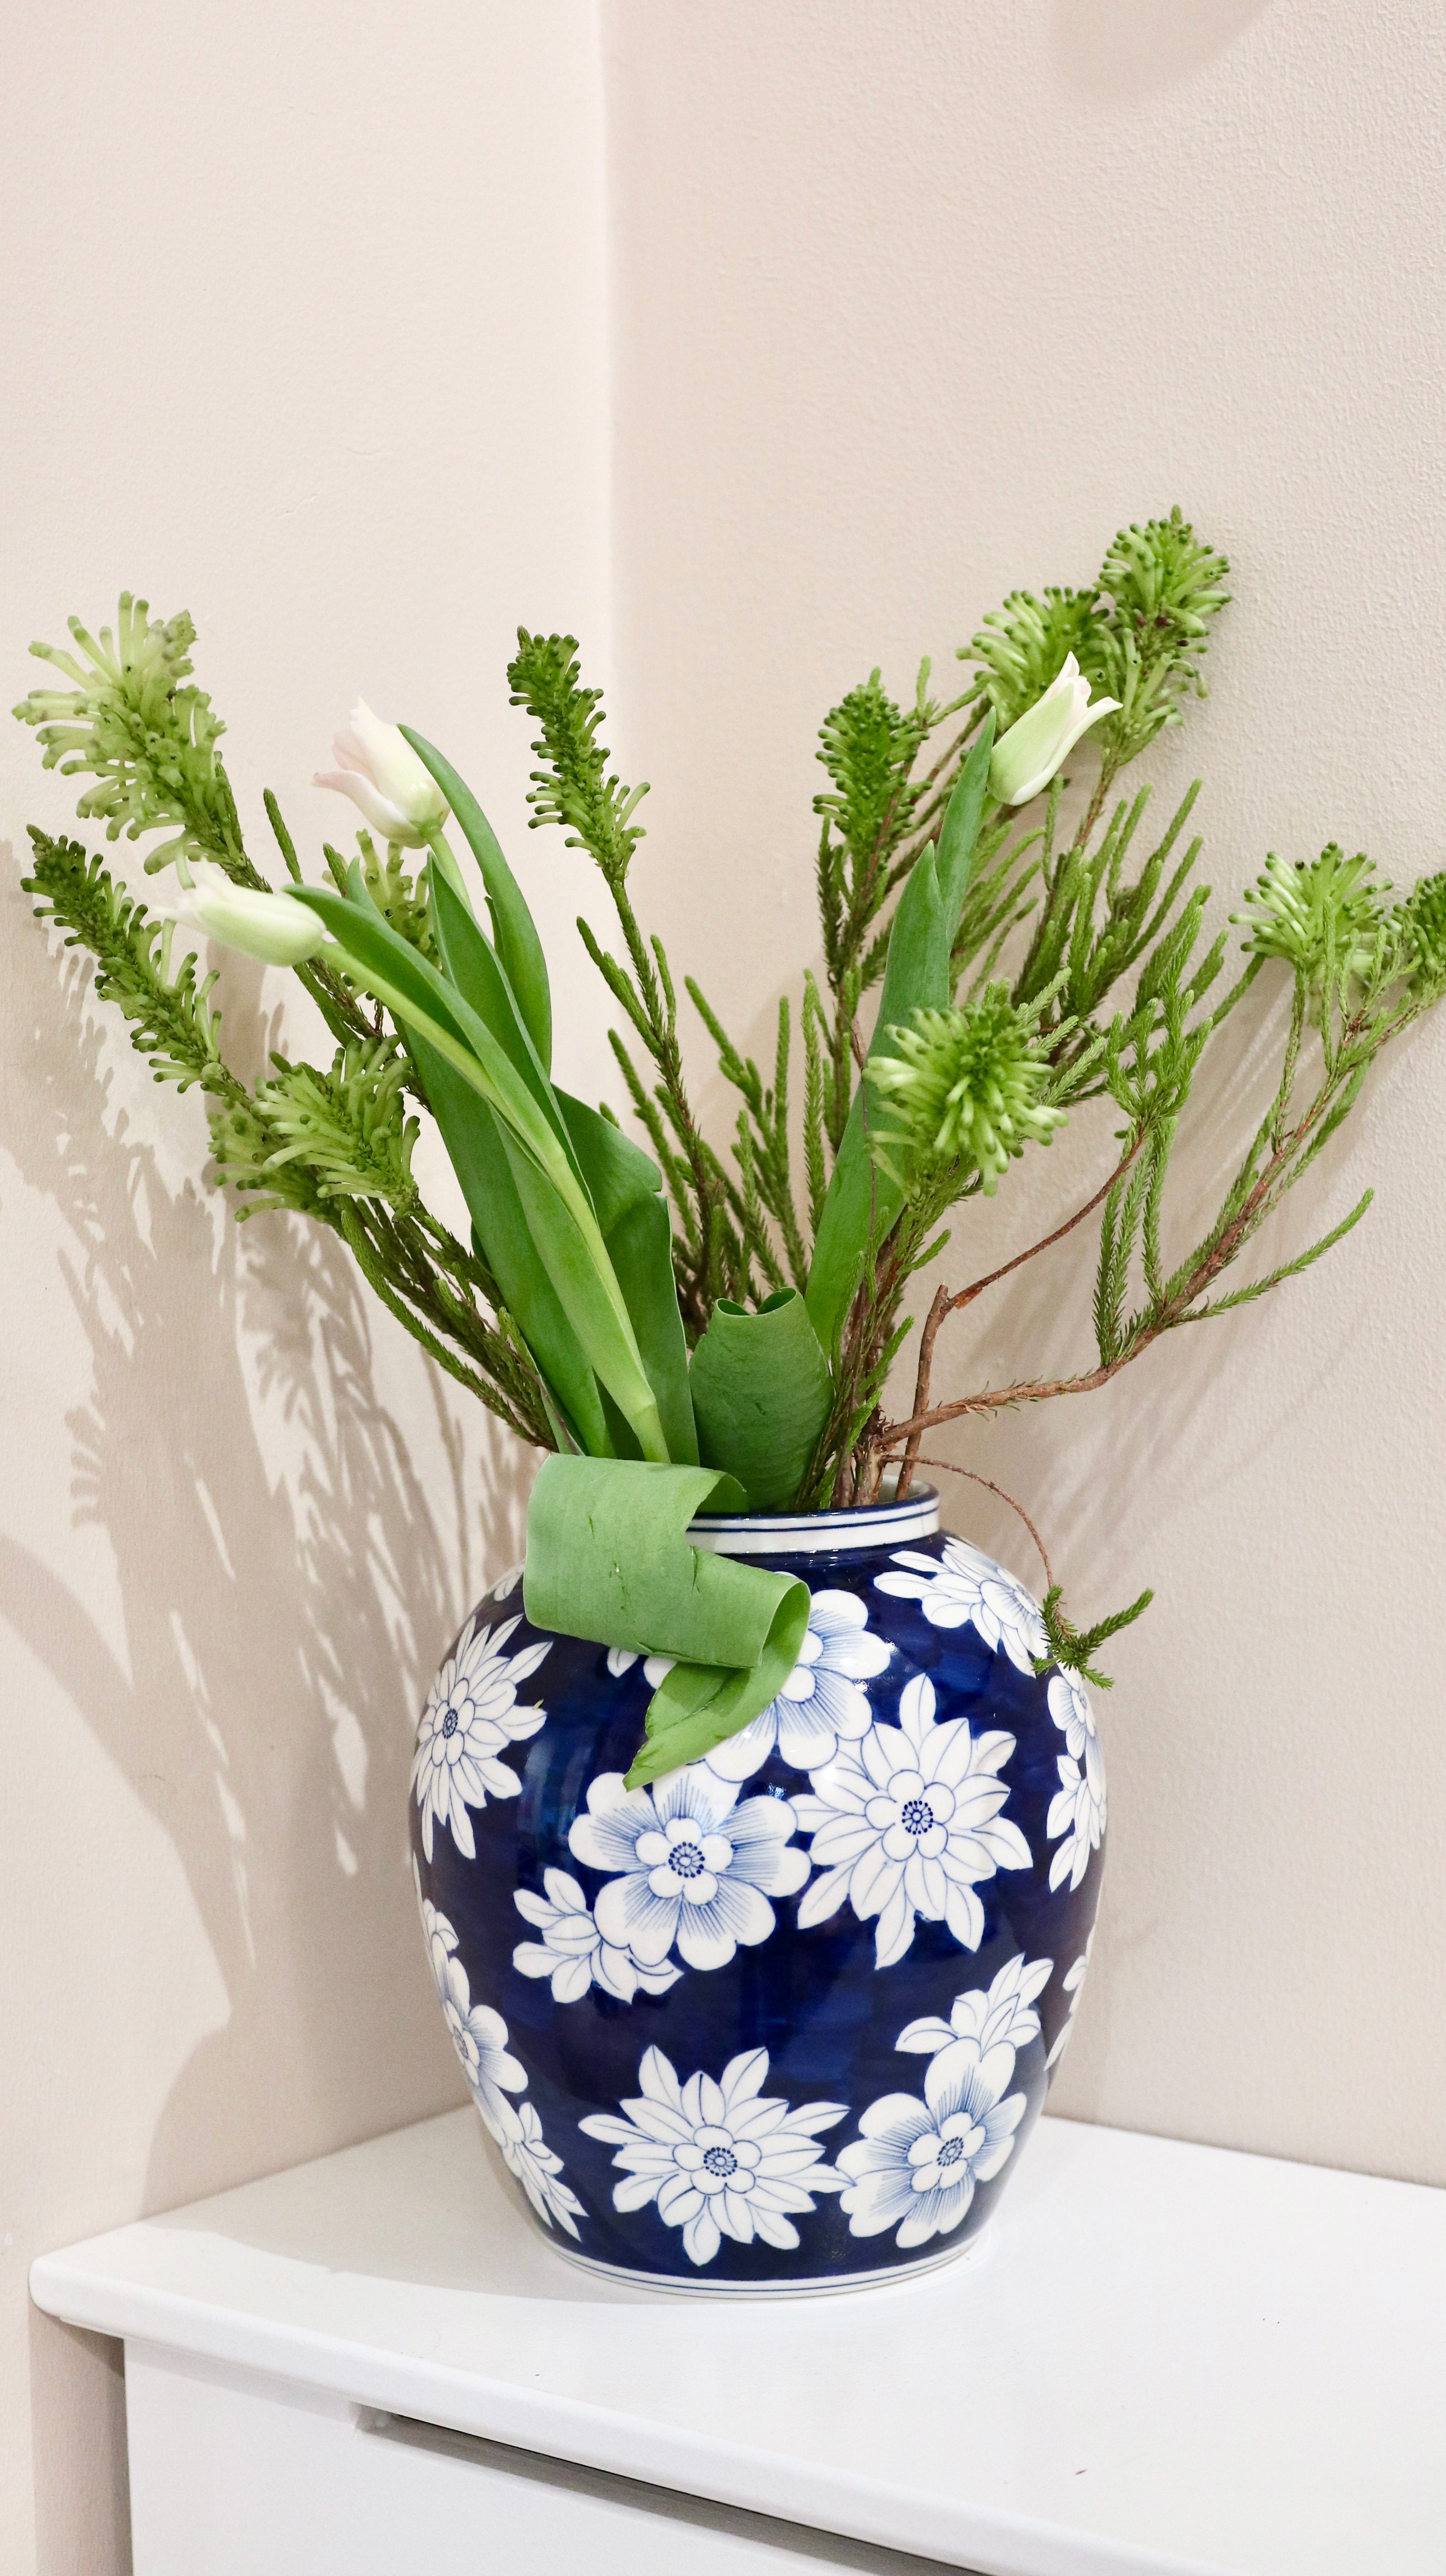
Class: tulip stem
425,824,471,911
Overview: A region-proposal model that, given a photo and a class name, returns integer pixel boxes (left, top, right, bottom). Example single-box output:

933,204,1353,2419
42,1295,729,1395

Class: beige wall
0,8,611,2568
5,2,1445,2567
603,0,1446,2192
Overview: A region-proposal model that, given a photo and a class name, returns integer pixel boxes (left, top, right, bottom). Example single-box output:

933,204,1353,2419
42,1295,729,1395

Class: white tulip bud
169,864,328,967
314,700,450,847
987,655,1122,808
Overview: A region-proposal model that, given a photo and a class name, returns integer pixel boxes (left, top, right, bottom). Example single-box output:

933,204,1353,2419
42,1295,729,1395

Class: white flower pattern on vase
703,1589,891,1782
896,1951,1053,2062
1045,1932,1094,2070
837,2040,1027,2247
605,1646,675,1684
1046,1669,1106,1891
412,1862,586,2235
580,2045,846,2268
874,1537,1047,1675
496,2100,586,2239
412,1611,550,1861
413,1871,526,2139
793,1675,1030,1968
513,1868,682,2005
568,1767,810,1974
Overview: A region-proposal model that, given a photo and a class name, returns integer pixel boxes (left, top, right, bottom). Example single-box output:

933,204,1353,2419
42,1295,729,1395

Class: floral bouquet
15,510,1445,1785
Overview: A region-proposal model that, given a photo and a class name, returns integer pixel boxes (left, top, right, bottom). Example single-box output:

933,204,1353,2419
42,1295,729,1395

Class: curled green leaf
523,1457,811,1783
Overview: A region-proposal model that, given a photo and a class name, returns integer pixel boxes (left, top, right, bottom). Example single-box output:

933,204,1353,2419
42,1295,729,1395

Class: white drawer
125,2342,964,2576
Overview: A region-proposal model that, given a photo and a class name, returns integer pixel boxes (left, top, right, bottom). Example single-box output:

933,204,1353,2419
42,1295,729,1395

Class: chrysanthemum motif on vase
701,1590,891,1781
581,2046,846,2269
409,1492,1108,2291
567,1766,811,1977
875,1534,1049,1671
411,1610,550,1861
792,1674,1030,1968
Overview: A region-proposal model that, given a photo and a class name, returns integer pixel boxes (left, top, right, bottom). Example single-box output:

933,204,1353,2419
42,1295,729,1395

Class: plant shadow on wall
1053,0,1274,100
0,884,526,2222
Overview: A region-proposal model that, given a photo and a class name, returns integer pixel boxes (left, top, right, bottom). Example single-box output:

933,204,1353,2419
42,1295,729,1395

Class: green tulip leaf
293,878,670,1460
429,866,577,1176
687,1288,831,1509
401,726,553,1070
407,1030,611,1455
557,1091,698,1467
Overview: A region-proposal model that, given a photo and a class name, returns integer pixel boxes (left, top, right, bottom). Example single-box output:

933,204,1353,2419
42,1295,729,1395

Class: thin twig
946,1140,1142,1318
886,1350,1137,1448
893,1140,1142,1498
911,1455,1054,1589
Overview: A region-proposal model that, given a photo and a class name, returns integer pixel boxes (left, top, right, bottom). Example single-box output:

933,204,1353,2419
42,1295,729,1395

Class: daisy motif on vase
412,1867,526,2140
1046,1668,1106,1892
703,1590,891,1783
495,2100,586,2239
513,1868,682,2005
580,2045,846,2269
1045,1931,1094,2071
875,1537,1047,1676
793,1675,1030,1969
896,1950,1054,2063
837,2039,1027,2248
412,1612,550,1861
568,1767,809,1974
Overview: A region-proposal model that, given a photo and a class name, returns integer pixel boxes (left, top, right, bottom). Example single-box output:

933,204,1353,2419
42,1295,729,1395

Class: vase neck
687,1488,939,1558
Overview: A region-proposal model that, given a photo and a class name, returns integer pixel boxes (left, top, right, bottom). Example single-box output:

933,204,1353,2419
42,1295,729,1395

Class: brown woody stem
893,1140,1142,1497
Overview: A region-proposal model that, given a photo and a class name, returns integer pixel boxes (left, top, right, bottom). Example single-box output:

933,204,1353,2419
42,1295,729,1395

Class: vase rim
687,1484,939,1557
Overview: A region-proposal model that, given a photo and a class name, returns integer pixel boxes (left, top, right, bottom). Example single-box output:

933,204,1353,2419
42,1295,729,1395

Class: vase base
539,2221,995,2300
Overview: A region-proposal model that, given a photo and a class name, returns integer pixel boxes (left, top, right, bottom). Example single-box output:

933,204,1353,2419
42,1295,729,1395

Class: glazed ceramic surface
409,1490,1106,2293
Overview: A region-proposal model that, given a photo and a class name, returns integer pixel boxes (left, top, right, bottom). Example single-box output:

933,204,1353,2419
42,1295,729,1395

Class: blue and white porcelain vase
409,1486,1105,2294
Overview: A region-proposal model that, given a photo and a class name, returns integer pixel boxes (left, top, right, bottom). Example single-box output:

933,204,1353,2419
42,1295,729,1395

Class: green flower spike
1235,845,1387,986
869,987,1065,1197
1398,870,1446,996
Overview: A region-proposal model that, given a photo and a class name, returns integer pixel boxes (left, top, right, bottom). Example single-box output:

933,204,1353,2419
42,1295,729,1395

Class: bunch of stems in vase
16,509,1446,1774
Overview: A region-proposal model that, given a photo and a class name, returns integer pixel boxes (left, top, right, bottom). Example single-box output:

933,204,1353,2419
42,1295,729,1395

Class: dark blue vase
409,1488,1105,2293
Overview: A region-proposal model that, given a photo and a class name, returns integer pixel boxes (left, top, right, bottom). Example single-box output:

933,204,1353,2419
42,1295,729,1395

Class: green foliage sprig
24,828,241,1096
509,629,649,889
1036,1582,1156,1693
15,598,247,878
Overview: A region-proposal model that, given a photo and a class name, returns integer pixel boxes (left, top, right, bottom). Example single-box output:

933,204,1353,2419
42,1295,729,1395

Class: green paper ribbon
523,1456,811,1786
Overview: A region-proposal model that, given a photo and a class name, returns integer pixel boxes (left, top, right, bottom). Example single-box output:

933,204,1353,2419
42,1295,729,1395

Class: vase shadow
2,882,531,2565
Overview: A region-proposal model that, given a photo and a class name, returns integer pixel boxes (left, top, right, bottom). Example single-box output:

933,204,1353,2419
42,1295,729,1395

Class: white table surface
30,2107,1446,2576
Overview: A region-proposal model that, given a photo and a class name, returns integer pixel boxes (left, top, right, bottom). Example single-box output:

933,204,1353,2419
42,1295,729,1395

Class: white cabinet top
31,2109,1445,2576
